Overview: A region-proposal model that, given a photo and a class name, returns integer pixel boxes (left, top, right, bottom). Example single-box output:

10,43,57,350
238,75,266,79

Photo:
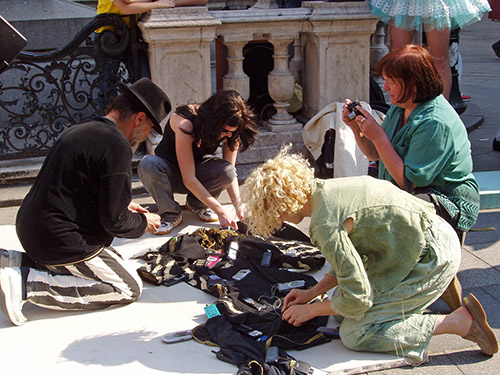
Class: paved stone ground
0,14,499,375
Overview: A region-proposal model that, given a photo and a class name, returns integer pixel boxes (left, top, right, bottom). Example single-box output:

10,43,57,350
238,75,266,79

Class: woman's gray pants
137,154,236,221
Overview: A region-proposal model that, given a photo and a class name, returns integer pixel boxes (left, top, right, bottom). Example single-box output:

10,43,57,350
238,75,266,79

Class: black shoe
493,137,500,152
492,40,500,59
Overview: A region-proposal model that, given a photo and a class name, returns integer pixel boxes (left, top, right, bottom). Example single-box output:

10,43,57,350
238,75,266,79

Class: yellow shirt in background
96,0,132,30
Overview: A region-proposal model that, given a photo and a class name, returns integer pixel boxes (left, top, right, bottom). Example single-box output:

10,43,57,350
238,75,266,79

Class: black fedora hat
118,78,171,135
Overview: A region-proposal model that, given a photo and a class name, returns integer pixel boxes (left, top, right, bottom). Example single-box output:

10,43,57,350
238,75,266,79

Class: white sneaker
154,216,183,235
186,203,218,223
0,267,27,326
0,249,23,268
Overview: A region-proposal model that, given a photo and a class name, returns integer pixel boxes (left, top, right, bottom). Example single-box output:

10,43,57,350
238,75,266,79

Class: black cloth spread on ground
137,227,330,374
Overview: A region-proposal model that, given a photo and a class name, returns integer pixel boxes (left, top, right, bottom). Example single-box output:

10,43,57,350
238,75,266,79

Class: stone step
0,131,306,207
0,155,143,186
473,171,500,209
0,154,146,207
250,128,305,147
0,176,147,208
0,157,46,186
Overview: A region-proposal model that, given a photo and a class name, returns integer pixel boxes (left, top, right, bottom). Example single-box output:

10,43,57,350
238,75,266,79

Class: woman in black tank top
138,90,258,234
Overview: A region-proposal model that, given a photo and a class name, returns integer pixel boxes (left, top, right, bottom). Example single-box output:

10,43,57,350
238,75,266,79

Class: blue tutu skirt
369,0,491,31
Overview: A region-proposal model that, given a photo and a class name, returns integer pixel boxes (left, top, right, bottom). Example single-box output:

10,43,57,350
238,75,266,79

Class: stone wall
0,0,96,51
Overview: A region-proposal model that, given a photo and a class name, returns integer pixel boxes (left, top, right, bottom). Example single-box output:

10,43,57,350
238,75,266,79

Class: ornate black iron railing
0,14,141,160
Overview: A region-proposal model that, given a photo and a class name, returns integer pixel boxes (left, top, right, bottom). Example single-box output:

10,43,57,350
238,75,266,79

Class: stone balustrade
139,2,378,176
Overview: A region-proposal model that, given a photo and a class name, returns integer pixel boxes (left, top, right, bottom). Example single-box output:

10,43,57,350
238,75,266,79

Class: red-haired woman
343,44,479,252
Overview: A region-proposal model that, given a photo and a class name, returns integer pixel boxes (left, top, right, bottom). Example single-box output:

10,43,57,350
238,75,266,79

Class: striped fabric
26,247,142,310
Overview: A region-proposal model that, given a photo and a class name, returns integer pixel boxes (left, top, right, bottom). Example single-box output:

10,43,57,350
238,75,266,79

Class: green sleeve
313,224,373,321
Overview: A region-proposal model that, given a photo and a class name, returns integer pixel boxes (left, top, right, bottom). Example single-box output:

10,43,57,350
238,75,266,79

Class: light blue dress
369,0,491,31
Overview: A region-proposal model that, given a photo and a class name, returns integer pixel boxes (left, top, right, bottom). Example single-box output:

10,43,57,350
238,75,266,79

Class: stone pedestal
301,2,377,119
139,7,220,108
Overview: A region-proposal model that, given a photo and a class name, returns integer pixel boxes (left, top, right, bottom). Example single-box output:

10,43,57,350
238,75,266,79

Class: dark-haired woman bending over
138,90,258,234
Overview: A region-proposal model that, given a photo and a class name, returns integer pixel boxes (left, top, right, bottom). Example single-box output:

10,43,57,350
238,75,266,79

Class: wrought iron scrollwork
0,14,138,159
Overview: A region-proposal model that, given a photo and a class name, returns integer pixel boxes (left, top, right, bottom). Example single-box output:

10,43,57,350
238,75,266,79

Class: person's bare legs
425,27,452,99
389,24,415,50
434,305,472,336
434,294,498,355
390,24,452,99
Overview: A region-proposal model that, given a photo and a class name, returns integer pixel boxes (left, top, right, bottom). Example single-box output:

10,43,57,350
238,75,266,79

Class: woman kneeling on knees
242,148,497,364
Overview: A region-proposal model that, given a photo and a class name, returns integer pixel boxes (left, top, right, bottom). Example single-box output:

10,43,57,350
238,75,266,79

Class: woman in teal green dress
241,149,497,364
343,44,479,239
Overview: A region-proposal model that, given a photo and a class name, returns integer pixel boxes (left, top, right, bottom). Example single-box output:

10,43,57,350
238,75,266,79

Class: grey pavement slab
466,209,500,246
460,19,500,174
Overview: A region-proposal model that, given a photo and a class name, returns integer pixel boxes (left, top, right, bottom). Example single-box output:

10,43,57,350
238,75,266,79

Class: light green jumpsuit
310,177,461,361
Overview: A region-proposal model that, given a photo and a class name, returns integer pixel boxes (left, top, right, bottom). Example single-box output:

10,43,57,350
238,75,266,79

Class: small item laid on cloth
205,255,221,268
236,323,264,339
207,274,235,287
277,280,305,293
316,326,340,339
163,273,187,287
227,241,239,260
260,250,272,267
243,297,266,311
232,269,251,281
265,346,279,364
293,360,311,375
205,304,221,319
161,330,193,344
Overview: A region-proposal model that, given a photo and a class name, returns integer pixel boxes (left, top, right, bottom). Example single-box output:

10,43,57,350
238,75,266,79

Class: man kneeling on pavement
0,78,170,326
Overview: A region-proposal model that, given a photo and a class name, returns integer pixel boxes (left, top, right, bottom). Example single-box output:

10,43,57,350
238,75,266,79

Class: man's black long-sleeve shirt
16,118,146,265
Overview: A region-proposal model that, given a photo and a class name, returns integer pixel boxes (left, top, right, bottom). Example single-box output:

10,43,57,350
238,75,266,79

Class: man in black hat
0,78,171,326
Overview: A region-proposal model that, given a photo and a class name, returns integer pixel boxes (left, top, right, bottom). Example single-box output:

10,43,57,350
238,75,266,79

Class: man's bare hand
144,212,161,233
128,201,149,213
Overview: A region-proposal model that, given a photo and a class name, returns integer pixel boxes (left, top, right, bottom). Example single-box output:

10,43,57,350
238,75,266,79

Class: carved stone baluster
370,21,389,76
222,40,250,101
266,37,301,131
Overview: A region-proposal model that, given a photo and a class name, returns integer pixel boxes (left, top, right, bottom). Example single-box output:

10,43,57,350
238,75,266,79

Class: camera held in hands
347,99,363,121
